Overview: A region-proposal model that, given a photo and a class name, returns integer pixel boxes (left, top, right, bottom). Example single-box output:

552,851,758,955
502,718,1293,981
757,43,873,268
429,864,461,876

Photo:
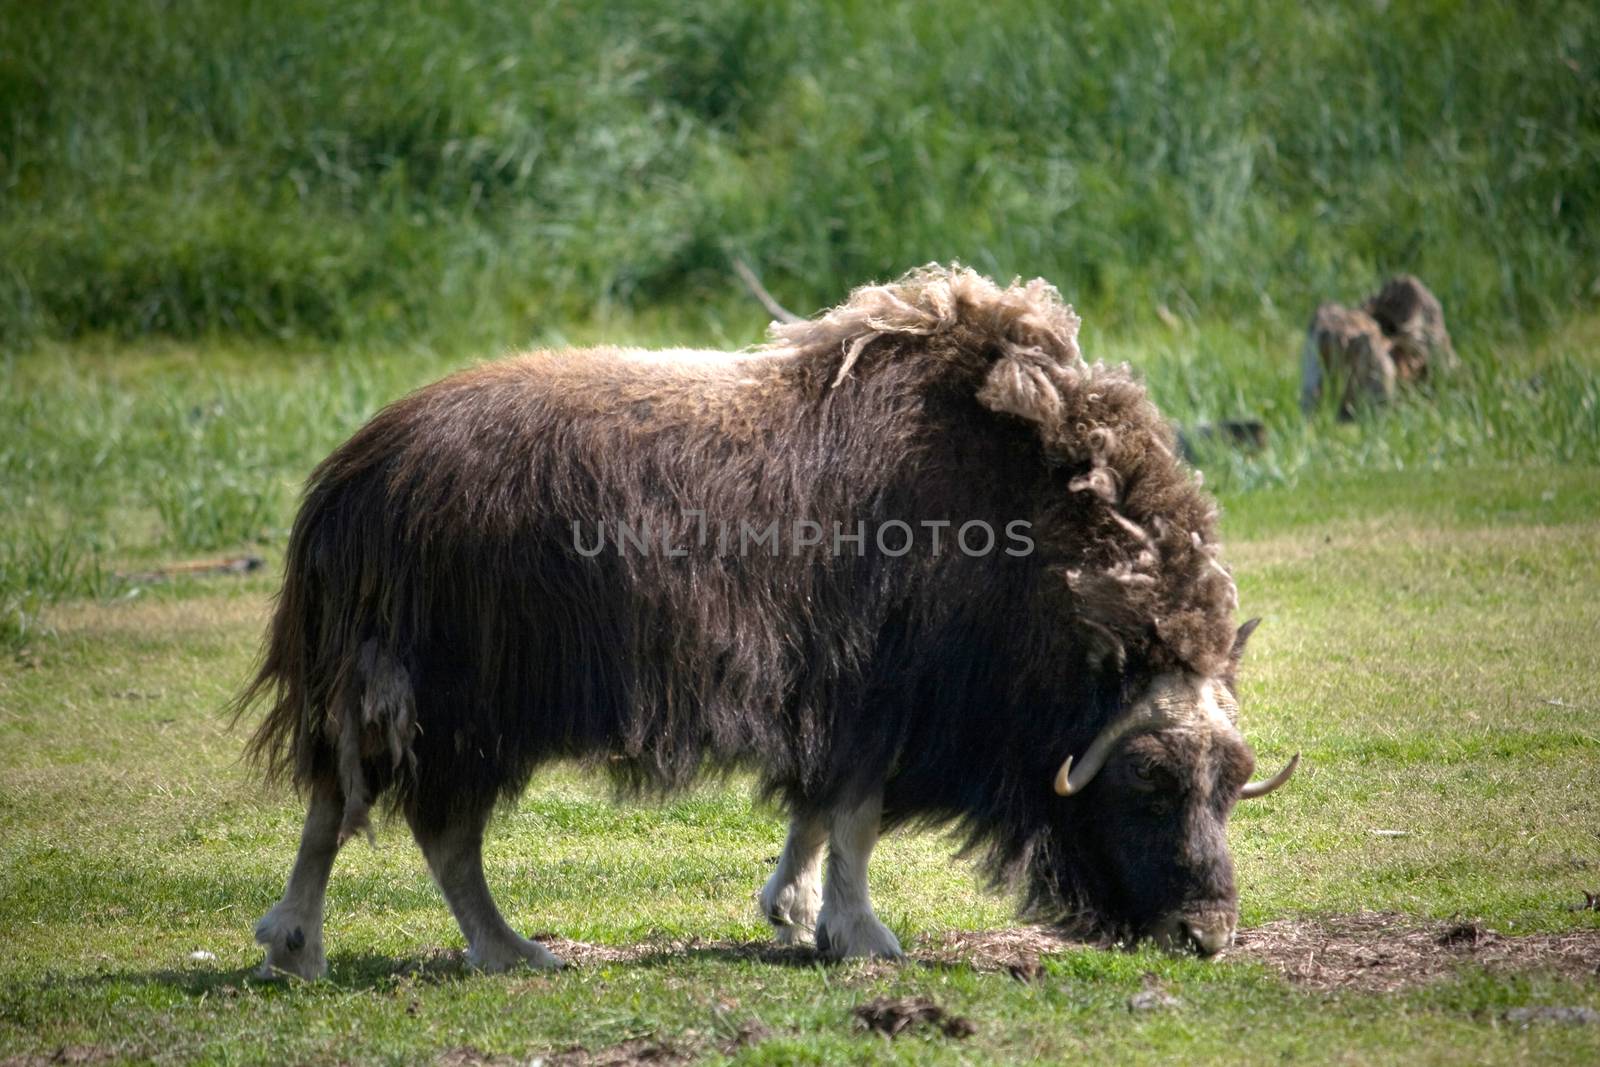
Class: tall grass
2,0,1596,348
0,529,114,647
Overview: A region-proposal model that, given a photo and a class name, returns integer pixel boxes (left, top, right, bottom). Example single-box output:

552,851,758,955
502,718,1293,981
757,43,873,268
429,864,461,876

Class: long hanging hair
235,265,1239,905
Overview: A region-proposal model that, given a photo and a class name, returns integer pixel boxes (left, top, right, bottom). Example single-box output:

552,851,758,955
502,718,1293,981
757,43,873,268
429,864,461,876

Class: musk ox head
1035,621,1296,955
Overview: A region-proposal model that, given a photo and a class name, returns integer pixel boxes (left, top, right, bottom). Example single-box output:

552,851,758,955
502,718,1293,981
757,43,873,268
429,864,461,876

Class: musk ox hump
771,263,1234,676
767,264,1083,400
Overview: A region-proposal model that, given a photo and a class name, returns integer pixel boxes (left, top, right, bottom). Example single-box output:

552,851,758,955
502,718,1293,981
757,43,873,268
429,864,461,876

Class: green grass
5,3,1599,1058
4,309,1597,650
3,441,1599,1061
3,0,1597,348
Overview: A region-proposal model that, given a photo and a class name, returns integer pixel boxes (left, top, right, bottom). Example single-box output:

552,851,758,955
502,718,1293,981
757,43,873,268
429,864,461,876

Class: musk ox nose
1182,915,1235,957
1151,911,1236,958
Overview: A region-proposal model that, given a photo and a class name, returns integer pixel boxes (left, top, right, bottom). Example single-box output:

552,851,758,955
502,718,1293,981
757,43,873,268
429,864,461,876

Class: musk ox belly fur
240,266,1258,966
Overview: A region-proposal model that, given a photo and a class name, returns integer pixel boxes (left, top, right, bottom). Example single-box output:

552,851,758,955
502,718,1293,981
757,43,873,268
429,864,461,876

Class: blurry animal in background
1362,274,1458,383
1302,275,1456,419
237,265,1296,980
1301,303,1396,417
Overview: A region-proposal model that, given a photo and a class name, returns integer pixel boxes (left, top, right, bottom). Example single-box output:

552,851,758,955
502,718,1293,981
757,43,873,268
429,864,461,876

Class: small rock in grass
1130,973,1181,1012
718,1020,771,1053
1008,958,1046,983
189,950,217,962
1128,988,1182,1012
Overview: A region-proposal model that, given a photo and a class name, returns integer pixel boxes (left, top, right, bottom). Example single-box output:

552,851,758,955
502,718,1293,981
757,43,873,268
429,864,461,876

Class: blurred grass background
3,0,1596,347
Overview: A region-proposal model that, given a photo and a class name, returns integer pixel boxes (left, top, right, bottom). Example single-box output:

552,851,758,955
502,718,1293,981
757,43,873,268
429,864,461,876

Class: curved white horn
1052,755,1078,796
1052,701,1168,797
1239,752,1300,800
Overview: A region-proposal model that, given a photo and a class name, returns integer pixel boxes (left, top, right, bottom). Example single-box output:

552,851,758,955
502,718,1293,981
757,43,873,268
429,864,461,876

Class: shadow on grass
9,936,1005,1003
27,916,1600,1003
3,941,825,1002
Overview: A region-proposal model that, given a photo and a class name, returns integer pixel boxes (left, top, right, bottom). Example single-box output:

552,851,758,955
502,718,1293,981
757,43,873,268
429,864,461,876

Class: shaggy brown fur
1302,275,1457,419
1300,302,1397,418
238,264,1243,935
1362,274,1457,383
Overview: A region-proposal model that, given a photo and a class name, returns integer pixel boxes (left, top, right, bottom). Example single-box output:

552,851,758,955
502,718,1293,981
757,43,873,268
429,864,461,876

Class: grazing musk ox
238,265,1297,979
1301,274,1458,419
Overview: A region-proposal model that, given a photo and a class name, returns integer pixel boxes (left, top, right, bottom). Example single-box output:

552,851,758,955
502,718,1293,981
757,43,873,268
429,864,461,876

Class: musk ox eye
1129,762,1162,790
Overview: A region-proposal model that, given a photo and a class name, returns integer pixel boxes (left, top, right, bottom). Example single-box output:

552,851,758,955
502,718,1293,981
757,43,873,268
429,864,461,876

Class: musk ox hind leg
814,791,903,960
759,811,827,945
407,801,562,974
255,780,345,980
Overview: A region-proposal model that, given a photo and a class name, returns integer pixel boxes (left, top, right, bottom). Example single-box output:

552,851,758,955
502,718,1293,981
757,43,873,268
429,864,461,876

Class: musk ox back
238,265,1296,979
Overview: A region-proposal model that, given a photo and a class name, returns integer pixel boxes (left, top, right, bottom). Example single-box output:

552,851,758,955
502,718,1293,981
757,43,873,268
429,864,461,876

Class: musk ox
1302,275,1457,418
238,265,1297,980
1362,274,1457,383
1300,302,1397,418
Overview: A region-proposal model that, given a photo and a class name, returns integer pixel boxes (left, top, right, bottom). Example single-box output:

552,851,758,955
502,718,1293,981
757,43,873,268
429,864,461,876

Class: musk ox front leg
814,791,903,960
407,802,562,974
255,780,344,980
759,811,827,945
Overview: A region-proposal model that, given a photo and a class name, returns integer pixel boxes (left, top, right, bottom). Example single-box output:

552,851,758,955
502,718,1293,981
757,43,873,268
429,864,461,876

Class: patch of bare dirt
1233,912,1600,992
920,925,1089,974
435,1049,515,1067
539,1038,688,1066
437,1039,689,1067
0,1048,116,1067
403,914,1599,998
533,934,838,972
919,917,1600,993
853,996,977,1039
436,1024,773,1067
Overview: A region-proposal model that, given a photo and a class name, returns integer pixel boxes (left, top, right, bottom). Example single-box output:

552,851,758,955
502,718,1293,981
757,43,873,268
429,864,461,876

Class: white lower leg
815,791,902,960
415,816,561,973
759,812,826,945
256,783,343,980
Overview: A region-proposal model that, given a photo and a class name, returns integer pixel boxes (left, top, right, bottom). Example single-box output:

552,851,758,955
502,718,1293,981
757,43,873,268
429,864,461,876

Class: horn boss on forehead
1052,671,1299,801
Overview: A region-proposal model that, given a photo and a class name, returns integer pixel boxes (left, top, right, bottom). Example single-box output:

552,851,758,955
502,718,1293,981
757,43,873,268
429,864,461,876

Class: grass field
4,2,1600,1061
3,327,1599,1063
4,0,1597,347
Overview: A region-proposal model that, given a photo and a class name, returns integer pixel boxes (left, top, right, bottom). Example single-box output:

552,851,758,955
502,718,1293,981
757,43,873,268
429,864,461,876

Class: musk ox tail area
234,460,421,843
